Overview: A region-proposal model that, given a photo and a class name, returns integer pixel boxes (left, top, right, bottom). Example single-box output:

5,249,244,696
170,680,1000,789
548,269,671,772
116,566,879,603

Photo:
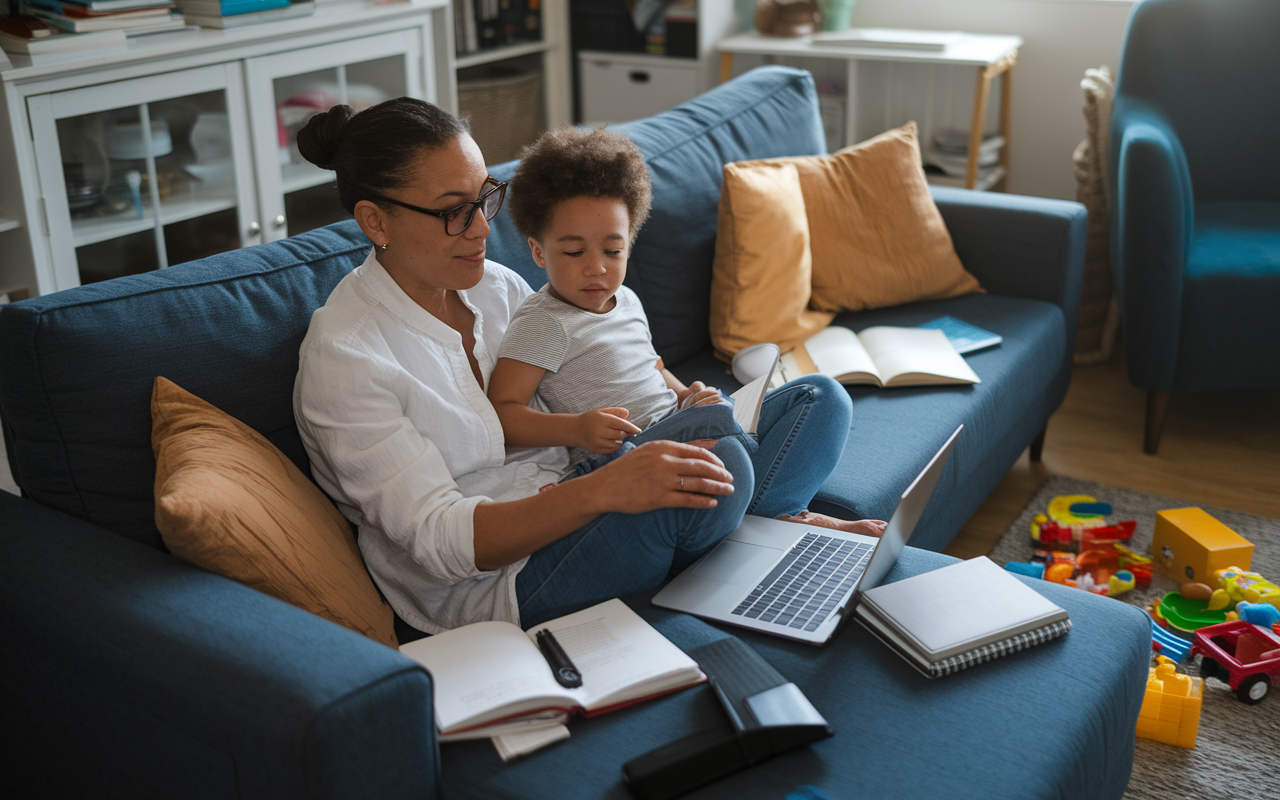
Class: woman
292,98,879,635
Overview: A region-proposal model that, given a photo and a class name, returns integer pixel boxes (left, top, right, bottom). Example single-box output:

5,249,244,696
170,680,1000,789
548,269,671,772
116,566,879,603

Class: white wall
852,0,1135,199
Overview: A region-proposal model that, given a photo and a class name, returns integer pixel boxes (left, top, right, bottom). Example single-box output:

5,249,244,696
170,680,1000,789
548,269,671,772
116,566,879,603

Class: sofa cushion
708,160,835,361
0,222,372,549
151,377,397,647
487,66,828,366
753,122,982,314
437,547,1149,800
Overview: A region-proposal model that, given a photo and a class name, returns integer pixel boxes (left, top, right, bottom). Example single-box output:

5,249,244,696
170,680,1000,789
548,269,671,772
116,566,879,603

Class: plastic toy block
1135,657,1202,748
1152,508,1252,584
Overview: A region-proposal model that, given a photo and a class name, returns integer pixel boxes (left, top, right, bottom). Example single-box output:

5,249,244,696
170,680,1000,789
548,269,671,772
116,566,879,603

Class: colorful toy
1135,655,1202,748
1237,602,1280,628
1190,619,1280,704
1151,626,1193,663
1031,515,1137,554
1004,561,1044,579
1214,566,1280,609
1151,507,1252,583
1156,591,1230,633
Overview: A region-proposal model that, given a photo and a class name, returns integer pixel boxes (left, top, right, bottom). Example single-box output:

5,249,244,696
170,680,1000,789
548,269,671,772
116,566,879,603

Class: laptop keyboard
730,533,873,632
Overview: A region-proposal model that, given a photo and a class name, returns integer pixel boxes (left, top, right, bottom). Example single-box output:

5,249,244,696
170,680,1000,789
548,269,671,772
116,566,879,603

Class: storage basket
457,69,543,165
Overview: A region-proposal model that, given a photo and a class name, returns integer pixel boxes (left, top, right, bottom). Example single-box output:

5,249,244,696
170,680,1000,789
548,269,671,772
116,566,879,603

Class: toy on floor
1151,625,1193,663
1190,619,1280,704
1151,507,1253,583
1214,566,1280,609
1006,542,1151,599
1135,655,1202,748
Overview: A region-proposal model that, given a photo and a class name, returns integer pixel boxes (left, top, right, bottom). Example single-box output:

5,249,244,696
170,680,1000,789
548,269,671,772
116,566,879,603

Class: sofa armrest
1109,101,1195,391
0,490,438,800
930,186,1087,380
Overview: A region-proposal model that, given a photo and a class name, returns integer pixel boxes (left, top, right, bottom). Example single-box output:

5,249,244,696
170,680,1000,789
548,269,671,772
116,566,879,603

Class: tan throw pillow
710,160,837,361
151,376,397,648
765,121,982,314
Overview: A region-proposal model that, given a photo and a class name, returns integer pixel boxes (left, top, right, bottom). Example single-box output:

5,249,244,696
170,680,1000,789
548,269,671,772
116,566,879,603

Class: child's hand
676,381,724,410
576,408,643,454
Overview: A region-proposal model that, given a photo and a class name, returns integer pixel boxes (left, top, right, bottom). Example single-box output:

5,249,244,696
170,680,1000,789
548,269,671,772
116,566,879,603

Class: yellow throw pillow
762,121,982,314
710,160,837,361
151,377,398,648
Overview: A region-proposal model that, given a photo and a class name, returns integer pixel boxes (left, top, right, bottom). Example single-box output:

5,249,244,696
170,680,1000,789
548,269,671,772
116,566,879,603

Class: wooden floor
943,355,1280,560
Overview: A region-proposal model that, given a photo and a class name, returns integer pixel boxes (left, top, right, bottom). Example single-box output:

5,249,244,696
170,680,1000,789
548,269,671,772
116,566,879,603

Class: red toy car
1189,620,1280,704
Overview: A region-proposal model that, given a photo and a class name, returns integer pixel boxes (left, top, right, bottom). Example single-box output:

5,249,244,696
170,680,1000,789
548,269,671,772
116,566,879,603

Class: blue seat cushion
1172,202,1280,391
436,547,1149,800
669,292,1067,552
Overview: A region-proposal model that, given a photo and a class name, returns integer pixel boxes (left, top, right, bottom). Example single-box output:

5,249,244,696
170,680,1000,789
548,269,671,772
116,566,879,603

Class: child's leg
747,374,885,537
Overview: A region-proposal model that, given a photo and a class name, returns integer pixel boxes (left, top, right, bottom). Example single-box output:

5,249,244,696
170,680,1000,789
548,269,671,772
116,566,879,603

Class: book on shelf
173,0,286,17
29,8,183,32
180,0,311,28
916,315,1002,355
455,0,539,56
772,324,980,389
0,21,125,56
399,598,706,741
25,0,176,11
811,28,962,51
854,556,1072,679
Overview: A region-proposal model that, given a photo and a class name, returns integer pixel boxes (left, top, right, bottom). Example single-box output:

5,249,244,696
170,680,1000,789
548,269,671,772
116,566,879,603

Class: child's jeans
563,398,755,480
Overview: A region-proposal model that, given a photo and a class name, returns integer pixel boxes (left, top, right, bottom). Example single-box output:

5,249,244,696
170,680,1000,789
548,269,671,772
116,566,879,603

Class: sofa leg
1029,426,1047,462
1144,391,1171,455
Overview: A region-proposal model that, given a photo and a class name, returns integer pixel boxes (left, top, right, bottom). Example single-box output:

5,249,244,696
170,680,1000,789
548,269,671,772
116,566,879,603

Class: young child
487,126,746,475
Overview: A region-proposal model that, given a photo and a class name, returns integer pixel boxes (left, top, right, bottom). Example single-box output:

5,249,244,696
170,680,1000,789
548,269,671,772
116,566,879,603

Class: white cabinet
0,0,572,298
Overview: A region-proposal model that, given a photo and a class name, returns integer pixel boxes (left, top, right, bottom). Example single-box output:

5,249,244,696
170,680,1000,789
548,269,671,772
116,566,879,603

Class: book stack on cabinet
454,0,540,56
174,0,313,29
1,0,183,61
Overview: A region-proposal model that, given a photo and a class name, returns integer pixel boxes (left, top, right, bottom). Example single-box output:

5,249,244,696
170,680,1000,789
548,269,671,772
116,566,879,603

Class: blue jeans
564,400,755,480
516,374,851,628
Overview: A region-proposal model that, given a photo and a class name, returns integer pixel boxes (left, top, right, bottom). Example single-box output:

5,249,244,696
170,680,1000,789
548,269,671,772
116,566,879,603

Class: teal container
820,0,856,32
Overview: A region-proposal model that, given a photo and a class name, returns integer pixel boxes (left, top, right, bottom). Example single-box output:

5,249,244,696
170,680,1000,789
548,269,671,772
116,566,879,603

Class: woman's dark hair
296,97,470,213
507,126,652,243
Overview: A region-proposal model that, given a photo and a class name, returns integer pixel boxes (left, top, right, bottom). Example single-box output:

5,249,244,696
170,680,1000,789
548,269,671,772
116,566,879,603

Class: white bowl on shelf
106,120,172,160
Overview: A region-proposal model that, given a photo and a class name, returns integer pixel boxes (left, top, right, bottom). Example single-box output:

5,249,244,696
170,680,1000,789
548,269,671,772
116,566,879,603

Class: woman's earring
379,242,388,252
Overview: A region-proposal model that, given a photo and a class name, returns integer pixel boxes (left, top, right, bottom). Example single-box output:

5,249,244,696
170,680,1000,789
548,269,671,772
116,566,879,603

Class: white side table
717,30,1022,190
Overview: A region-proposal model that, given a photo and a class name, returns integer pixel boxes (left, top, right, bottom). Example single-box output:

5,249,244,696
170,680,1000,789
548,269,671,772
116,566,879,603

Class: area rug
988,475,1280,800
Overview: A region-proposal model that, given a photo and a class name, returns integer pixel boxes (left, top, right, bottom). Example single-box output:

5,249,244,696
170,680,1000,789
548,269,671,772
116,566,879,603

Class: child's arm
656,358,724,410
489,357,642,454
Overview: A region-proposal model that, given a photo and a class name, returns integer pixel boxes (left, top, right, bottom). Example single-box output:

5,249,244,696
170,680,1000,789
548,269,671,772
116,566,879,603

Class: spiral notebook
853,556,1071,678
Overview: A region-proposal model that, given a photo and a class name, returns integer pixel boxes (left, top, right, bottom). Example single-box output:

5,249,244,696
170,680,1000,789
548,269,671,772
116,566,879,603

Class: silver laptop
652,426,962,644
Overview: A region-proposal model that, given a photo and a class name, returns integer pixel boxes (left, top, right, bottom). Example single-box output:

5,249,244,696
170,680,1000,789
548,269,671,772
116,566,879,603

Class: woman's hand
675,381,724,410
575,407,643,454
584,440,735,513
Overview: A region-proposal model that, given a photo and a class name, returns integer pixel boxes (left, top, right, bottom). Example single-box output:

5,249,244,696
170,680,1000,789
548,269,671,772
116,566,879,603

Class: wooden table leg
998,64,1013,188
720,52,733,85
966,67,992,190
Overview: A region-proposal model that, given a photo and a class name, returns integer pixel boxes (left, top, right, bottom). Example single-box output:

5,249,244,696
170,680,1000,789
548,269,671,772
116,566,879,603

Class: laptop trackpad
692,540,783,587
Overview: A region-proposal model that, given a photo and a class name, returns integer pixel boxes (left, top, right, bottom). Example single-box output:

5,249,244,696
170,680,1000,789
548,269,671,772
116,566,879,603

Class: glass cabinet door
28,62,256,291
246,30,424,243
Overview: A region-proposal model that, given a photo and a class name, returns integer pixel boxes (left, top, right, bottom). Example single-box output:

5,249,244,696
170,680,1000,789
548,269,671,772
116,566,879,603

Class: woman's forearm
470,441,737,570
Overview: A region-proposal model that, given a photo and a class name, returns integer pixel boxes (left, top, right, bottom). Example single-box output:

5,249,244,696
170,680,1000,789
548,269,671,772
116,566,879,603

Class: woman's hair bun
296,104,358,171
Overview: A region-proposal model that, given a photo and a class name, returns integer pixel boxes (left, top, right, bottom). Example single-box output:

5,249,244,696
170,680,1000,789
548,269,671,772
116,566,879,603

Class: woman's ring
680,477,684,491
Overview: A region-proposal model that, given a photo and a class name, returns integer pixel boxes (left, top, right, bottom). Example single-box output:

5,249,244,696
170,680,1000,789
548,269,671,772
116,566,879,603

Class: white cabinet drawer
578,52,699,126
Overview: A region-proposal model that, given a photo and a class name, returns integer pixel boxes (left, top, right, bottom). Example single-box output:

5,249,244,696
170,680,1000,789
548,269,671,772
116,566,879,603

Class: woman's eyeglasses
368,177,507,236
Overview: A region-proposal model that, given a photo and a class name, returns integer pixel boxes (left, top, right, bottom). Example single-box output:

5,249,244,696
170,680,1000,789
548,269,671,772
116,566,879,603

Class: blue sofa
0,67,1149,799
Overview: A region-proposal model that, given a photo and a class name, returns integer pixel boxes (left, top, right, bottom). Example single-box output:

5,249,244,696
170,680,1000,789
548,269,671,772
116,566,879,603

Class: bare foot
776,511,888,539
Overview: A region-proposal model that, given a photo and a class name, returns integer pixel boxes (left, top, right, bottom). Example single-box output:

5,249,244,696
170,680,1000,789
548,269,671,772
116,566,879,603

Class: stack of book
174,0,313,29
453,0,539,56
1,11,119,61
22,0,186,35
924,127,1004,180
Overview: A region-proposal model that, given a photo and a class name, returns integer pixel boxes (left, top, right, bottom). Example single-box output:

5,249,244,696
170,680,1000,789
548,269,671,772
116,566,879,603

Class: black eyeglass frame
366,176,507,236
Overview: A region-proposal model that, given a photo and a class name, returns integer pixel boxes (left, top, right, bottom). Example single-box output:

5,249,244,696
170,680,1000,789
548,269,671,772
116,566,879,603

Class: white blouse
293,249,570,634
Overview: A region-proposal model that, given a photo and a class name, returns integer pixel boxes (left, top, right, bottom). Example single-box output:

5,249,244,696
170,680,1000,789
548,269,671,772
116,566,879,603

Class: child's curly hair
507,126,652,243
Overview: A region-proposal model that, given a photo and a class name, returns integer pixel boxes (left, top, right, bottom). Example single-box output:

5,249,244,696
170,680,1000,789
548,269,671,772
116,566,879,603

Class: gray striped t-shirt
497,285,678,464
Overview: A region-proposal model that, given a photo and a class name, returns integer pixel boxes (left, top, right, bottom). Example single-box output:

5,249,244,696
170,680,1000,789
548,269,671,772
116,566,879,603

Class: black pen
535,628,582,688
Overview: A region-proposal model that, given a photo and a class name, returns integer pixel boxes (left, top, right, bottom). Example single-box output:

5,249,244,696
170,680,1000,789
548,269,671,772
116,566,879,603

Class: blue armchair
1110,0,1280,453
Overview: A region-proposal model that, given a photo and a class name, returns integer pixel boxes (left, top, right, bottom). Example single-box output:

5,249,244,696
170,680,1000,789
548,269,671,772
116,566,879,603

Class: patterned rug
988,476,1280,800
